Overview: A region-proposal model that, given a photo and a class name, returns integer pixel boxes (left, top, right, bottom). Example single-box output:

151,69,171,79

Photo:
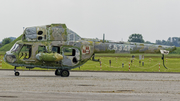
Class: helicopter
4,23,176,77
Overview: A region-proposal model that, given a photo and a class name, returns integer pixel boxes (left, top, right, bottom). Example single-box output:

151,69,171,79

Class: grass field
1,53,180,72
73,56,180,72
0,51,5,55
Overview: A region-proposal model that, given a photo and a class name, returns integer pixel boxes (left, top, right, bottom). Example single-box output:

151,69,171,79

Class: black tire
15,72,20,76
55,69,61,76
60,70,70,77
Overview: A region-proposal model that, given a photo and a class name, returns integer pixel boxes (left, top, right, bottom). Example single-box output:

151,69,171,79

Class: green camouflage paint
4,23,176,71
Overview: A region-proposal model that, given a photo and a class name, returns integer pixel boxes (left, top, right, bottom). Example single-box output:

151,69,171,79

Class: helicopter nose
4,51,16,63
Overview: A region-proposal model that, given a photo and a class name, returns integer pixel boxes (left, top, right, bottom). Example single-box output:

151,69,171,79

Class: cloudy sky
0,0,180,43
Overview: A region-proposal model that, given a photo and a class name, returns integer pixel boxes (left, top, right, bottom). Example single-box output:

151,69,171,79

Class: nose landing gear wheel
14,66,20,76
15,72,20,76
60,70,70,77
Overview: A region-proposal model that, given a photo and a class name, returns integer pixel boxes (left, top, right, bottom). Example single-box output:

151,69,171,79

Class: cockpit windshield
10,43,22,52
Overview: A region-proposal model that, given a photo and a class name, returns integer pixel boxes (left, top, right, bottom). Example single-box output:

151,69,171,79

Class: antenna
23,27,25,31
103,33,105,43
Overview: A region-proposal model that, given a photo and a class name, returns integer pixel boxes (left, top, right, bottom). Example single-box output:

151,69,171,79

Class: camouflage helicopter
4,23,176,77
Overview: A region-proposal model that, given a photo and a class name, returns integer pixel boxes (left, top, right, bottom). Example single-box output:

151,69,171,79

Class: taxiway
0,70,179,101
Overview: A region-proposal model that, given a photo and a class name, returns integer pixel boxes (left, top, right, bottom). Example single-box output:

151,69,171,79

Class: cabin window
63,48,75,56
19,45,32,59
52,46,60,53
38,46,46,53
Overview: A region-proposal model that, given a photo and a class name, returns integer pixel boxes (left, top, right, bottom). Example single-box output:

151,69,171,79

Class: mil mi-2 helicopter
4,23,176,77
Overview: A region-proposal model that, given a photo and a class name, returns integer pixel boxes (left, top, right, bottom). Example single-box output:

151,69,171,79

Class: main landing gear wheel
55,69,61,76
60,70,70,77
55,69,70,77
15,72,20,76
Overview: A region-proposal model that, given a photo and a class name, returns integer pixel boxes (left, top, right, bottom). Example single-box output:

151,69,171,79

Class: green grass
95,53,180,58
73,56,180,72
170,47,180,54
0,51,5,55
1,54,180,72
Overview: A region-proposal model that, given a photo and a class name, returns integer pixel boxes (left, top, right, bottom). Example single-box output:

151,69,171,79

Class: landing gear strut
55,69,70,77
14,66,20,76
162,54,168,69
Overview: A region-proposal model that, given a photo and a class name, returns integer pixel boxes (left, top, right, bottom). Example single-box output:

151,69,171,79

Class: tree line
0,38,13,48
128,33,179,47
128,33,154,44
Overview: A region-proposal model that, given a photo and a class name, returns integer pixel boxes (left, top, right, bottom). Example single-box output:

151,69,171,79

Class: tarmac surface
0,70,179,101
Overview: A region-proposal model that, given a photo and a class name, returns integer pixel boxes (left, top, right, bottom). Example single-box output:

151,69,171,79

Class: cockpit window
10,44,22,52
